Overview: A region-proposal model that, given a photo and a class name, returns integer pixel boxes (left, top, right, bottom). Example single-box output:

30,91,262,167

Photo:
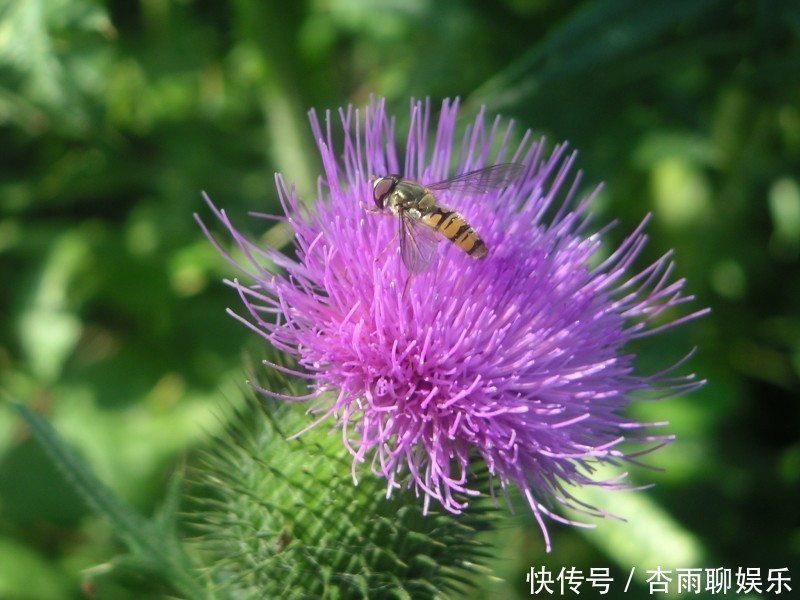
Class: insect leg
375,230,400,263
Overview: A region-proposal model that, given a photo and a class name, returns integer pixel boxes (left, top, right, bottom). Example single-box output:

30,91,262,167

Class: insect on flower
371,164,523,273
198,96,709,553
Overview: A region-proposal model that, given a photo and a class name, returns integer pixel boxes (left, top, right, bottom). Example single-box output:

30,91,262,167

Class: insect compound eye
372,176,395,209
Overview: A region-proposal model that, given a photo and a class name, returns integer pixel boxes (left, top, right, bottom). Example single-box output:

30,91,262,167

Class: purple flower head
199,97,707,551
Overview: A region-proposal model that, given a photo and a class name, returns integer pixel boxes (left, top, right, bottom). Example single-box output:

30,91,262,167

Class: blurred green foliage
1,0,799,598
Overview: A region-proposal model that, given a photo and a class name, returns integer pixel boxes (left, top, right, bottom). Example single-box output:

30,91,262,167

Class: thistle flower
199,97,706,551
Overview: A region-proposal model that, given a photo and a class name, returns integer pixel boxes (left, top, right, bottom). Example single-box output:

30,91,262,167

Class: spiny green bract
192,397,496,599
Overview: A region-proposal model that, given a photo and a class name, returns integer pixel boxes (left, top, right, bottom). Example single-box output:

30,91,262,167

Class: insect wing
426,163,523,195
399,213,439,274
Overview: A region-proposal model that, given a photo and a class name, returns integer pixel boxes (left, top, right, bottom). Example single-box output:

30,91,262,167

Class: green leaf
470,0,724,109
0,536,68,600
575,468,707,577
0,0,112,131
11,401,209,600
18,230,87,383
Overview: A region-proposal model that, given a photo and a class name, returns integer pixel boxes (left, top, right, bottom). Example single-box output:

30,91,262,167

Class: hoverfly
371,163,523,274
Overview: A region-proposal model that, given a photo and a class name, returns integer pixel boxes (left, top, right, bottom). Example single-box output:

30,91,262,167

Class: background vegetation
1,0,799,598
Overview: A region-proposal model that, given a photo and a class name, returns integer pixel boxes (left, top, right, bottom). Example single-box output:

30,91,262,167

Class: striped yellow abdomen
420,207,488,259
